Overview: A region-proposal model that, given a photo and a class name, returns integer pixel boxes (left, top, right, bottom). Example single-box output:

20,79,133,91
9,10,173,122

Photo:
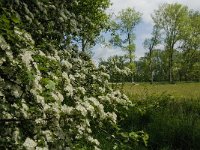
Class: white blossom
5,50,13,60
35,118,46,125
35,95,45,106
12,103,19,109
82,101,95,115
3,112,12,119
13,128,20,144
61,60,72,69
77,87,86,94
22,103,29,111
32,75,43,92
62,72,70,84
12,89,20,98
23,137,37,149
88,136,100,146
99,87,105,93
38,50,46,56
36,147,48,150
43,104,51,111
64,84,73,96
21,50,34,70
106,112,117,124
94,146,101,150
61,105,73,115
42,130,53,142
0,58,6,66
21,103,29,118
0,35,11,50
69,74,75,81
23,32,35,45
75,104,87,116
101,72,110,79
73,58,82,64
51,92,64,103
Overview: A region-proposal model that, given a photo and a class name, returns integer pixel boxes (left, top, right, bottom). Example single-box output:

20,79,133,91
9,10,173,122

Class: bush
0,1,146,149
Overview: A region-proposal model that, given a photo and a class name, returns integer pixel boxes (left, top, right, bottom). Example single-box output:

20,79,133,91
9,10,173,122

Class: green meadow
122,82,200,99
118,82,200,150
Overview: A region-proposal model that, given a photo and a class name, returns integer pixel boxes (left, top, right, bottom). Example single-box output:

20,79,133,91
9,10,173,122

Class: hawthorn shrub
0,0,146,149
0,33,132,149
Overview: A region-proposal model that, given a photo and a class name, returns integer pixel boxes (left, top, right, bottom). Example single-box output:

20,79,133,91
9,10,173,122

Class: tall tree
180,10,200,52
109,7,141,82
179,10,200,80
69,0,110,52
152,3,189,83
143,25,161,84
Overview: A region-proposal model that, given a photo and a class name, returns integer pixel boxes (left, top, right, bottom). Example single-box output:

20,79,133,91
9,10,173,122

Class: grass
117,82,200,150
121,82,200,99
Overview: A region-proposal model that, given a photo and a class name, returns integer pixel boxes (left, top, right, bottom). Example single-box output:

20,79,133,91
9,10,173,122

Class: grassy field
117,82,200,150
121,82,200,99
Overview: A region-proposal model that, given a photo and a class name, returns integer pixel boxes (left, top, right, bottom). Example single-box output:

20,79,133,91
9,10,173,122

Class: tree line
99,3,200,83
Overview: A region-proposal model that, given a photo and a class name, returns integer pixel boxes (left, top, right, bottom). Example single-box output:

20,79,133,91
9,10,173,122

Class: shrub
0,1,145,149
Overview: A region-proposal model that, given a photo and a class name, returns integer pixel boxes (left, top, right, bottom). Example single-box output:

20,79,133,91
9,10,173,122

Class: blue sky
92,0,200,63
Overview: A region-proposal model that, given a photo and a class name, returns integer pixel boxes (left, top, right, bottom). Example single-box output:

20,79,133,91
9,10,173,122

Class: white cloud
92,46,125,64
109,0,200,24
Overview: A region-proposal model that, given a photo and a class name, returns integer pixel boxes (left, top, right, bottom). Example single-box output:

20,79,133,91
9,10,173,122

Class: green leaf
45,80,56,90
129,131,139,140
11,14,21,24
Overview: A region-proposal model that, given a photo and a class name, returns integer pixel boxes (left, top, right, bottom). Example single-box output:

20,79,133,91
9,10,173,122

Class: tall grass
122,82,200,100
120,82,200,150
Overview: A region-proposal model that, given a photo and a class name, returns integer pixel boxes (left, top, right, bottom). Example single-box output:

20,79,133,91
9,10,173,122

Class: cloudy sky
92,0,200,63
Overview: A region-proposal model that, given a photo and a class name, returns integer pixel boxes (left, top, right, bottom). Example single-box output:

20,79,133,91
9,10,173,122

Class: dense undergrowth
123,91,200,150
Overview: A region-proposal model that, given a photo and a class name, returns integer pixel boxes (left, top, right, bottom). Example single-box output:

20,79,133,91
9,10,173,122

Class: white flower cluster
21,50,34,70
0,35,11,50
14,27,35,45
23,137,37,149
61,60,72,69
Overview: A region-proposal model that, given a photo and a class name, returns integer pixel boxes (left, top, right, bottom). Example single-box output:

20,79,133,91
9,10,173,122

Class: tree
180,10,200,52
135,49,168,82
152,3,189,83
0,0,110,51
179,10,200,81
143,25,161,84
109,7,141,82
69,0,111,52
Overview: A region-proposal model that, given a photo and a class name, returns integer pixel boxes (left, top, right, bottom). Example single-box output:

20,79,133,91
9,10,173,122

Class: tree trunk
128,33,132,63
169,49,173,83
82,39,85,52
128,32,134,82
149,49,153,84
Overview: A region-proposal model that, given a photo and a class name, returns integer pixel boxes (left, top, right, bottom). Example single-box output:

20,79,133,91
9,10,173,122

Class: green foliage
99,55,131,83
143,25,161,83
122,82,200,149
123,90,200,150
71,0,110,51
0,0,110,49
135,48,200,82
108,7,141,80
151,3,200,83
